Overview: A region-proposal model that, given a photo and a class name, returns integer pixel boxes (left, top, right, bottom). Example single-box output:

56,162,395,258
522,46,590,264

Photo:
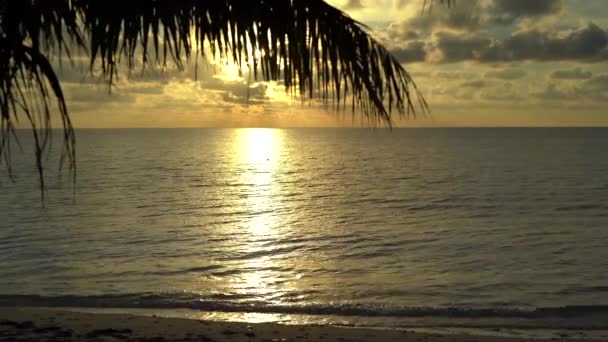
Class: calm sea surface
1,128,608,330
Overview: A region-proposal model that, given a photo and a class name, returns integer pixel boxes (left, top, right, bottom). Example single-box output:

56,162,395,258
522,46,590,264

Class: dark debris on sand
1,320,74,341
0,320,217,342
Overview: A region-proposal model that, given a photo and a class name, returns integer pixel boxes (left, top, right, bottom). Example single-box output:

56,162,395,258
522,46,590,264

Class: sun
239,128,280,164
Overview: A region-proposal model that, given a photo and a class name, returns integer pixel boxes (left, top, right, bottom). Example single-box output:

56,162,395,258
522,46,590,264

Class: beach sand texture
0,307,602,341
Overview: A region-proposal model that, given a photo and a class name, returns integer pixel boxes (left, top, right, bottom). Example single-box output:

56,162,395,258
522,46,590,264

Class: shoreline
1,307,605,341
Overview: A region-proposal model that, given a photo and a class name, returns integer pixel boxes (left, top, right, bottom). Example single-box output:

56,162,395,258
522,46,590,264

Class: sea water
1,128,607,335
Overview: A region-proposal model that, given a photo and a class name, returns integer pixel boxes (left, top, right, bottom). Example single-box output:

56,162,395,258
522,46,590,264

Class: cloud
409,71,432,78
47,0,608,127
568,0,608,19
550,68,593,79
485,69,527,80
534,74,608,102
490,0,563,24
430,23,608,63
388,0,558,37
65,85,135,104
580,74,608,96
435,71,478,79
481,23,608,62
121,83,165,95
396,2,481,33
460,80,489,88
432,31,492,62
219,83,269,105
390,41,427,63
480,82,523,101
534,83,572,100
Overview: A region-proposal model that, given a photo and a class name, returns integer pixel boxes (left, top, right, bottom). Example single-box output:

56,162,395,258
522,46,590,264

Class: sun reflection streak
237,128,282,235
230,128,294,302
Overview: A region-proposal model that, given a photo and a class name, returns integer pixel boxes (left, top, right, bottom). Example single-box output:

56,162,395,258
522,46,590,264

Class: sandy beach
0,307,603,341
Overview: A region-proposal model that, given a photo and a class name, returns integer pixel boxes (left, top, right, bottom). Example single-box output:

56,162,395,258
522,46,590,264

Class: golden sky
59,0,608,128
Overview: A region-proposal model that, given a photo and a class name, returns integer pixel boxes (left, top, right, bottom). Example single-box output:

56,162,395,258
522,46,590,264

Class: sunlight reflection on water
237,128,282,235
231,129,295,303
2,128,608,330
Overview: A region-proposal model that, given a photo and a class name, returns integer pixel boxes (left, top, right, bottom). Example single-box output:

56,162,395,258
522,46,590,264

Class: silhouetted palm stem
0,0,452,196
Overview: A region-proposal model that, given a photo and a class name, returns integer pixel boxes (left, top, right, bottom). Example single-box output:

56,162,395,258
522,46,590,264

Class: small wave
148,265,224,276
208,269,242,277
241,246,302,260
1,294,608,322
557,286,608,295
554,204,605,212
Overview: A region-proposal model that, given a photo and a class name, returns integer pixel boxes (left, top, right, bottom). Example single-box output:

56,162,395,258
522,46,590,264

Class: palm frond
1,0,453,195
77,0,431,122
1,0,80,199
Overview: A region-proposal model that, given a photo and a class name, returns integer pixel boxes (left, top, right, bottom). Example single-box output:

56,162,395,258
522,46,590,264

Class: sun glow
236,128,283,235
212,40,263,81
240,128,278,164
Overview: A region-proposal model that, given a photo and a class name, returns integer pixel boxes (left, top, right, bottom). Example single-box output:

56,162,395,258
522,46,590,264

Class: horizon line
13,126,608,130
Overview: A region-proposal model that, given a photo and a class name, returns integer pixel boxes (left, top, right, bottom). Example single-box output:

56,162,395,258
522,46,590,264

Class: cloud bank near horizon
58,0,608,127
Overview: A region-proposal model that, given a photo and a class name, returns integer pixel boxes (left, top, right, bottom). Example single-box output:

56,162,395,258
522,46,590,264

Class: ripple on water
1,128,608,321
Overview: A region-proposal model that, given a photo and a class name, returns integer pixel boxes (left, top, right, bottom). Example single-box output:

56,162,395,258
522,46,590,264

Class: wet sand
0,307,601,341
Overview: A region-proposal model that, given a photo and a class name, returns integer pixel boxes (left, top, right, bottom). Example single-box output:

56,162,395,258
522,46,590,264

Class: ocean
1,128,608,334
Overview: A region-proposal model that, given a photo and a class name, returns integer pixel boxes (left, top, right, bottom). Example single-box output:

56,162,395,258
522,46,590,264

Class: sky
58,0,608,128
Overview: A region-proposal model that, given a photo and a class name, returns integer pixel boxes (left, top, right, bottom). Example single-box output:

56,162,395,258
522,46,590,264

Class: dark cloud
391,0,559,34
402,30,420,40
381,0,480,46
485,69,527,80
490,0,563,24
434,32,491,62
481,23,608,62
404,3,481,32
550,68,593,79
431,23,608,63
390,41,427,63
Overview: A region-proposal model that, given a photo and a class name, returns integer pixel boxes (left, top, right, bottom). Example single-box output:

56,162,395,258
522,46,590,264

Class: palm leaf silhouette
0,0,453,196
